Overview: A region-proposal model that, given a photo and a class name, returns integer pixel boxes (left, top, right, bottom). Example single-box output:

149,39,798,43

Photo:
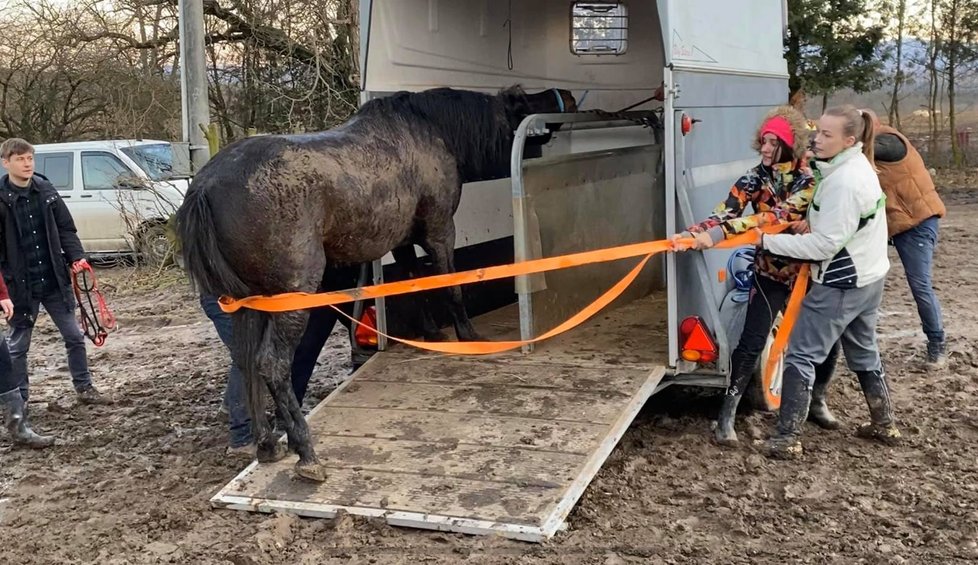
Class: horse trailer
214,0,793,541
359,0,791,399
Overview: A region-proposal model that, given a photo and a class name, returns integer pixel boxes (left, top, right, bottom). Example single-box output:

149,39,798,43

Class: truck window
120,144,176,181
571,2,628,56
81,152,135,190
34,152,74,192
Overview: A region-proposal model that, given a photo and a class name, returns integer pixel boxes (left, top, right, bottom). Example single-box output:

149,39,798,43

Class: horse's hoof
424,330,450,342
458,332,486,342
295,460,327,482
713,427,739,448
257,442,288,463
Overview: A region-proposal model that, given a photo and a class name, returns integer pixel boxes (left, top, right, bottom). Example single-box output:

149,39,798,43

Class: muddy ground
2,183,978,564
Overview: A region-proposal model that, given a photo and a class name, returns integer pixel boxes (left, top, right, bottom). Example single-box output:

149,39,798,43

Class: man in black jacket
0,138,110,406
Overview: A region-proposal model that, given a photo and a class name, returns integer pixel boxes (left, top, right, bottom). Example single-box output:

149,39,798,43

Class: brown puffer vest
875,125,946,237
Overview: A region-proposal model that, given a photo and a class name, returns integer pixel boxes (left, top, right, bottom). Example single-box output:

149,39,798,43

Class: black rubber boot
714,393,742,447
765,366,811,460
714,354,756,447
1,389,55,448
855,368,901,445
808,345,840,430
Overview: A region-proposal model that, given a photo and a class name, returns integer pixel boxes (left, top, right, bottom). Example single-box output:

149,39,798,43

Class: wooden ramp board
211,294,668,542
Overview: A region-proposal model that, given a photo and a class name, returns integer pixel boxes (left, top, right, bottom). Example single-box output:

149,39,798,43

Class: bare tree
888,0,907,129
0,0,361,144
924,0,943,157
940,0,978,165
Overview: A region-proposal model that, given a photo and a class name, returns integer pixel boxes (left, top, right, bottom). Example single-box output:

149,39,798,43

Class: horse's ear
498,85,530,119
498,84,525,97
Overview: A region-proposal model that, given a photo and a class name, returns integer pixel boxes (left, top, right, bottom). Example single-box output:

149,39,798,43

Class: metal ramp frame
210,294,667,542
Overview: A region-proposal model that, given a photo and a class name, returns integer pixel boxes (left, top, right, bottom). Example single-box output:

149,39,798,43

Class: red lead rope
71,264,116,347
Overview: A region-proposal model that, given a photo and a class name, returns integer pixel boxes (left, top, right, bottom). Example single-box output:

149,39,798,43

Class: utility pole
178,0,211,171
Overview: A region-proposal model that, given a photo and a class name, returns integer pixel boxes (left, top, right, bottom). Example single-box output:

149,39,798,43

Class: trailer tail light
679,316,718,363
354,306,379,348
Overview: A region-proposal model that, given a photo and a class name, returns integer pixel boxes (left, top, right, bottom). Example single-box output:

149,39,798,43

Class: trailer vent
571,2,628,56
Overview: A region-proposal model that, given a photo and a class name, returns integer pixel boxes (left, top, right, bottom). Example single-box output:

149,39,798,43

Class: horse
176,85,577,481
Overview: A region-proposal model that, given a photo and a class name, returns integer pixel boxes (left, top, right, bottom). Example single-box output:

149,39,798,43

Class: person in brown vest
862,109,948,367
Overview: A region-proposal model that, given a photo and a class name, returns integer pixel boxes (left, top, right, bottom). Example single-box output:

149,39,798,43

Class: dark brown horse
176,85,576,481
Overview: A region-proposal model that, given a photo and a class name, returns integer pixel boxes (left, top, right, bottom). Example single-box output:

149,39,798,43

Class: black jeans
727,275,790,396
290,305,352,406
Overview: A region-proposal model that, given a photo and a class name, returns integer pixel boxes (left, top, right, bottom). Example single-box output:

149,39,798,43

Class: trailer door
660,0,790,374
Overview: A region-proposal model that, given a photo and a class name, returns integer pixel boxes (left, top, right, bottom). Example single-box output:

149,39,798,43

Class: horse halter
71,263,116,347
551,88,566,113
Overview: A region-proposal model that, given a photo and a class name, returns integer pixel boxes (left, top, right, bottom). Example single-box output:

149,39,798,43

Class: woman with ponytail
756,105,900,458
672,105,841,447
860,108,947,368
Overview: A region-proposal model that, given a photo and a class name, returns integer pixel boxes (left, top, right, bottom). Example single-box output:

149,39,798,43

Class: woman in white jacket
757,105,901,458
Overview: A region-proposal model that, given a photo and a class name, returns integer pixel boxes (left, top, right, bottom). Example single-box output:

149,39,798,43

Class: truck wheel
136,222,173,267
747,310,784,412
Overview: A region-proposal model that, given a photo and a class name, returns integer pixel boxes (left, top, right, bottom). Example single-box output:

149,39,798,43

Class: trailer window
571,2,628,56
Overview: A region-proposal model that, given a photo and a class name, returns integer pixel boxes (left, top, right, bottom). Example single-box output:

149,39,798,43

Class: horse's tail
177,185,272,434
232,307,272,434
175,185,250,298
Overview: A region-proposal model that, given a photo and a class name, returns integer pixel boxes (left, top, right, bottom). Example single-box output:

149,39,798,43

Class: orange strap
762,263,810,394
219,225,789,314
327,251,657,355
216,224,798,366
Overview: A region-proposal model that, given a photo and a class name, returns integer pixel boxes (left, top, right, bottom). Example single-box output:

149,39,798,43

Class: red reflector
679,316,718,363
355,306,378,347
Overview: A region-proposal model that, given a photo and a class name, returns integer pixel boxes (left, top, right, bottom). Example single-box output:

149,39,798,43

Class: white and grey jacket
761,144,889,288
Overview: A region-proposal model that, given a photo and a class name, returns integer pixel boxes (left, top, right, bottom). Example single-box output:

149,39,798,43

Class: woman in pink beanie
673,105,841,447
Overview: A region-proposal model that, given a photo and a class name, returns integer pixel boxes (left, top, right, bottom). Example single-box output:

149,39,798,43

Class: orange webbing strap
761,263,810,401
215,224,793,357
328,251,656,355
218,225,790,314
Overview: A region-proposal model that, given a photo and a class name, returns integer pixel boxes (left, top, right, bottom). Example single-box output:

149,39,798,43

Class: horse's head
498,85,577,131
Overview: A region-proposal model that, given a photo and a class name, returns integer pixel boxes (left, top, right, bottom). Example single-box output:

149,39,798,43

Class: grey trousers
784,278,886,387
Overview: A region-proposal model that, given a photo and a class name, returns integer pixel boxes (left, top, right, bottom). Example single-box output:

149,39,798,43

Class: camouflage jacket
686,160,817,285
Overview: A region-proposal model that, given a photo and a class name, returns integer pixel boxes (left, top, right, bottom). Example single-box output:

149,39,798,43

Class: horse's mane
356,87,523,182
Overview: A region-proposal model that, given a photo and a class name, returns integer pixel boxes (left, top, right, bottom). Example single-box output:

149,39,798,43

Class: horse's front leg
392,244,448,341
420,232,484,342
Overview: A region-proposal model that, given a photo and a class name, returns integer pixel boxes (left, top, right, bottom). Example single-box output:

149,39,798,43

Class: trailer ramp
211,294,667,542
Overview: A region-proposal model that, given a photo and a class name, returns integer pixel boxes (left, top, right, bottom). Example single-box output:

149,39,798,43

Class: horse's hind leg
419,231,483,342
260,311,327,481
391,244,448,341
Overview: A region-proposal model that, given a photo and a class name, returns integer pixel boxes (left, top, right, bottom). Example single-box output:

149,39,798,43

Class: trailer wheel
747,311,784,412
